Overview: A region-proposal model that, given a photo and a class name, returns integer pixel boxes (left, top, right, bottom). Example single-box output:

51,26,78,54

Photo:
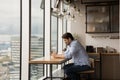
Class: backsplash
86,33,120,53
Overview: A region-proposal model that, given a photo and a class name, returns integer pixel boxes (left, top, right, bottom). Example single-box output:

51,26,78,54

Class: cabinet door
101,54,120,80
86,5,110,33
110,5,119,33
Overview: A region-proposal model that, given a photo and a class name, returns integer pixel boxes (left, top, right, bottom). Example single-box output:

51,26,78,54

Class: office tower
30,36,44,80
10,36,20,80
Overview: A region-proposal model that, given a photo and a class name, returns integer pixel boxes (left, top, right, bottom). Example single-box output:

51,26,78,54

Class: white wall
86,33,119,52
70,5,86,47
70,4,120,52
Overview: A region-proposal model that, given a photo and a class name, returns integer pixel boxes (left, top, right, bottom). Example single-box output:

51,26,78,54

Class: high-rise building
30,36,44,80
10,36,20,80
30,36,44,59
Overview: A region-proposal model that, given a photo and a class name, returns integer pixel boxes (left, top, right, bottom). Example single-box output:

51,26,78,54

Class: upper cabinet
86,5,110,33
110,5,119,33
86,4,119,33
81,0,118,4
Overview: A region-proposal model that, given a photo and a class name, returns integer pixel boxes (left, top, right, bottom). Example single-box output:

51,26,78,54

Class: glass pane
63,18,67,50
51,0,58,54
51,0,58,71
62,3,67,50
30,64,44,80
51,0,56,8
30,0,44,79
0,0,21,80
51,16,58,52
111,5,119,32
86,6,110,32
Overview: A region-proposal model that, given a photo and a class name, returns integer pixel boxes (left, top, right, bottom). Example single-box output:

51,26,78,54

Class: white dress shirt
64,40,90,66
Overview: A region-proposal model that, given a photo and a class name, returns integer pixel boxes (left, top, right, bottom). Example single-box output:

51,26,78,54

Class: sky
0,0,20,35
0,0,58,41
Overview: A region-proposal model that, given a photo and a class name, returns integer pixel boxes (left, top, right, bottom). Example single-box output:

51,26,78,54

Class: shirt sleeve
64,46,72,59
64,42,79,59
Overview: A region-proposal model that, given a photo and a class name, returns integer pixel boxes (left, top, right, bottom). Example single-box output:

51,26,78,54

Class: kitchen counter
88,53,120,79
100,53,120,80
88,52,120,60
88,53,100,60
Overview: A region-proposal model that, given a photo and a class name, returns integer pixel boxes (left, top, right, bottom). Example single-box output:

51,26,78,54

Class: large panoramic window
62,18,67,49
62,3,68,49
29,0,44,80
0,0,21,80
51,0,58,71
51,16,58,52
51,0,58,52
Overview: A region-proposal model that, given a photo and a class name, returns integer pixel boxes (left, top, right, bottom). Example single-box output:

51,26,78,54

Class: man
52,32,90,80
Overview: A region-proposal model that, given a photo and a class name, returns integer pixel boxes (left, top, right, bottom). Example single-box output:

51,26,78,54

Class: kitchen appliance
86,45,94,53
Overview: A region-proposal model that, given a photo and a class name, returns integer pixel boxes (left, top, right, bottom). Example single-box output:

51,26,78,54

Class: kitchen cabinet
100,53,120,80
110,5,119,33
81,0,118,4
86,5,119,33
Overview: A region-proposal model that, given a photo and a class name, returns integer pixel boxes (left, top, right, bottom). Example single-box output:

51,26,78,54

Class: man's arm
51,52,65,59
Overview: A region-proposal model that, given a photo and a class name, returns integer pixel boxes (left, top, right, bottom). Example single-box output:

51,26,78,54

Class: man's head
62,32,74,45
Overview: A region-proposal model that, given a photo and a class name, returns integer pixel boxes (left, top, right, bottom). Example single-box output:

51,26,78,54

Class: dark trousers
63,63,90,80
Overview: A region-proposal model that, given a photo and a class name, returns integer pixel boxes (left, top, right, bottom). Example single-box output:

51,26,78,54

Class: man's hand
51,52,57,58
51,53,57,58
51,51,65,59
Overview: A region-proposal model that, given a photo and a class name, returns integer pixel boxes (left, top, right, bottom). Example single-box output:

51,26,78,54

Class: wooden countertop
100,53,120,56
88,53,120,56
88,53,100,55
29,57,69,64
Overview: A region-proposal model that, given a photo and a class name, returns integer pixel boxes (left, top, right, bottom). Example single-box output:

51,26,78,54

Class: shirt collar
69,40,76,47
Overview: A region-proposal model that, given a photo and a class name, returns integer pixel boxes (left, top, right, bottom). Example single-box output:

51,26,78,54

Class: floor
46,69,64,80
45,69,97,80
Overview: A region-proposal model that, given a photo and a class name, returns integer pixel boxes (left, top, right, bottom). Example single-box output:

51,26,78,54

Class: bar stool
78,58,95,80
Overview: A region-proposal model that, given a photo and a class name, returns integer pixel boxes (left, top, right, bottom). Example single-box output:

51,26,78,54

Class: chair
78,58,95,80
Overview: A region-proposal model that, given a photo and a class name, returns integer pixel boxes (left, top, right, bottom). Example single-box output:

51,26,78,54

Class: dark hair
62,32,74,40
